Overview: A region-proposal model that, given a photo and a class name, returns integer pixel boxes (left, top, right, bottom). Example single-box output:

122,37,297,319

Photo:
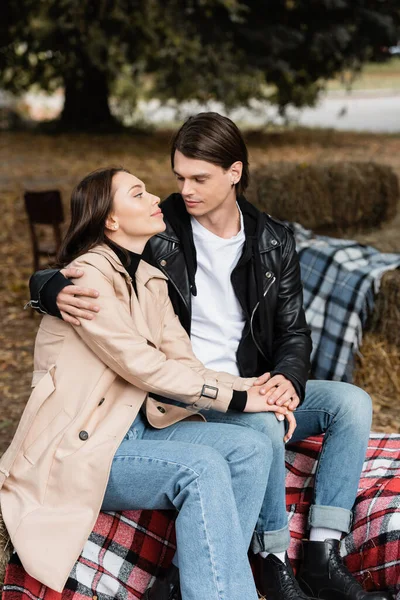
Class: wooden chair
24,190,64,271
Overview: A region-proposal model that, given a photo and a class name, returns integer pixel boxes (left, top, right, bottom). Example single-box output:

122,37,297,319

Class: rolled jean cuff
251,524,291,554
308,504,353,534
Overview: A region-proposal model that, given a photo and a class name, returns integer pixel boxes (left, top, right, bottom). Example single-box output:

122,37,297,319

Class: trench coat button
160,259,167,267
265,271,273,278
157,406,166,413
98,398,105,406
271,239,278,246
79,430,89,441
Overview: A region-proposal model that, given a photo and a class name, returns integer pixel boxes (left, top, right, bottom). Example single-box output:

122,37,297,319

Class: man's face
173,150,240,217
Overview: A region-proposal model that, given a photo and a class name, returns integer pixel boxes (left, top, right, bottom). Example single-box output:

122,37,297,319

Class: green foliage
163,0,400,110
1,0,399,126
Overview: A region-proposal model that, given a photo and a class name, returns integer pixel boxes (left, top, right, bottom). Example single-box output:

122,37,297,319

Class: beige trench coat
0,244,255,592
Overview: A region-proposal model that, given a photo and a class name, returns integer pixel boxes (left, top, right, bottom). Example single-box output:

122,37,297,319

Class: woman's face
106,171,166,251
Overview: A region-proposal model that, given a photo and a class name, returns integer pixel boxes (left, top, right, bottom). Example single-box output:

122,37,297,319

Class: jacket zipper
250,275,276,361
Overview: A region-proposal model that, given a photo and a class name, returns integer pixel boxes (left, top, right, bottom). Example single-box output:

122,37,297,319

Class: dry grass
369,270,400,347
354,334,400,433
248,161,399,232
0,508,12,586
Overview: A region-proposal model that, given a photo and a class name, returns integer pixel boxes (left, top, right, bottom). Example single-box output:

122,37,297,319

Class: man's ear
230,161,243,185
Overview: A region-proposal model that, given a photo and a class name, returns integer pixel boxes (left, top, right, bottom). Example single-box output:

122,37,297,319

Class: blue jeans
203,380,373,554
102,412,272,600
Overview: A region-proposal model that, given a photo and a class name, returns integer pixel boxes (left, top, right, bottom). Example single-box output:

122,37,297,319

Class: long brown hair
56,167,130,267
170,112,250,196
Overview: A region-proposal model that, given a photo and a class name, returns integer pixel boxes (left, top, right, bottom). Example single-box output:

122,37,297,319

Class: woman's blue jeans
102,412,272,600
203,380,373,554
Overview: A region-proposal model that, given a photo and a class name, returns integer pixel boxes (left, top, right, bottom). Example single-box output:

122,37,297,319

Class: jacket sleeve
269,230,312,402
71,261,251,412
28,269,72,317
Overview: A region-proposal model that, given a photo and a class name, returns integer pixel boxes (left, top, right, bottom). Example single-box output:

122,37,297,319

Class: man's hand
254,372,271,387
257,373,300,411
57,268,100,326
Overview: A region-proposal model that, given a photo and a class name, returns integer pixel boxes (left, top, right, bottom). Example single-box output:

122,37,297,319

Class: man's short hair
171,112,250,196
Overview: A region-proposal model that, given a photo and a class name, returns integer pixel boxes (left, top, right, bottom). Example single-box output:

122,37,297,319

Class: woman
0,167,292,600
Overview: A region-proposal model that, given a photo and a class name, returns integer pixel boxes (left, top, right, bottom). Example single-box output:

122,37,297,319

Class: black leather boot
254,553,311,599
298,540,392,600
143,564,182,600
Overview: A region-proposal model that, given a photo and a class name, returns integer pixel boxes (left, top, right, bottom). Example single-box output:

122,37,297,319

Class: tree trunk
61,62,117,130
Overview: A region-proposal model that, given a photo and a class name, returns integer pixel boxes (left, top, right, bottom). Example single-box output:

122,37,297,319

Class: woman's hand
283,411,296,443
245,385,289,415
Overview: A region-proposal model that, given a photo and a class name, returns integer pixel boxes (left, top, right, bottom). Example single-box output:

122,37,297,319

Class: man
28,113,388,600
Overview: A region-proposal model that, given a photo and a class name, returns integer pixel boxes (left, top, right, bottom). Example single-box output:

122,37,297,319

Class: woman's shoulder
137,260,168,284
72,245,122,275
66,246,125,292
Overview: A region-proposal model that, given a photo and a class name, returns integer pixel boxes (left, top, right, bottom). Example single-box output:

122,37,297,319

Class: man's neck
194,196,241,239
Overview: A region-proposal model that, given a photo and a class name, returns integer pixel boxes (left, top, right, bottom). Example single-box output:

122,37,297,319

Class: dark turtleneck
112,245,142,295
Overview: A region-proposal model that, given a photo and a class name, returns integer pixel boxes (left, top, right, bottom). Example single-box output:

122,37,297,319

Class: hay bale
0,507,12,586
248,161,399,232
368,269,400,347
354,333,400,433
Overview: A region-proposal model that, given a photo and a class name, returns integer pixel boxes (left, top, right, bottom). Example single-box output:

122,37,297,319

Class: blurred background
0,0,399,454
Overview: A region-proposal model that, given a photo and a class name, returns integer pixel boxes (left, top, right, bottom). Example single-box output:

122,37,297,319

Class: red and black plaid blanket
2,433,399,600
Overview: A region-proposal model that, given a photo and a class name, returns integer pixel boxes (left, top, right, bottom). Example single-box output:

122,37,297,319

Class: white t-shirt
190,209,246,376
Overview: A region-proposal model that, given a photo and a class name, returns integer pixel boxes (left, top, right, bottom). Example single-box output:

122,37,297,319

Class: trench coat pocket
0,367,61,485
23,410,71,465
22,369,70,465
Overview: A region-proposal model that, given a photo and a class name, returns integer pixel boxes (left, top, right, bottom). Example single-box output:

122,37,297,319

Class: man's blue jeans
102,412,272,600
203,380,373,554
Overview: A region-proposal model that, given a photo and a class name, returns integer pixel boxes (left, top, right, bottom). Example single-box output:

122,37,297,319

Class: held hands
57,268,100,326
250,373,300,443
245,385,296,442
254,372,300,411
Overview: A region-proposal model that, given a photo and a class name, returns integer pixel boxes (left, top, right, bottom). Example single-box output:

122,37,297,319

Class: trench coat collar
87,244,168,286
86,244,168,347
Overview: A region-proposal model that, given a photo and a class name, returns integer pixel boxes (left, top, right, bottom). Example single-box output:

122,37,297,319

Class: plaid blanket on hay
291,222,400,381
2,434,399,600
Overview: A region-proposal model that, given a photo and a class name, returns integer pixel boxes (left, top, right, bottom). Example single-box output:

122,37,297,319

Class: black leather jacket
28,194,312,401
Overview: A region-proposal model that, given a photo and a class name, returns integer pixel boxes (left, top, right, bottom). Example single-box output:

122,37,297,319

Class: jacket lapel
136,261,169,345
88,246,167,347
